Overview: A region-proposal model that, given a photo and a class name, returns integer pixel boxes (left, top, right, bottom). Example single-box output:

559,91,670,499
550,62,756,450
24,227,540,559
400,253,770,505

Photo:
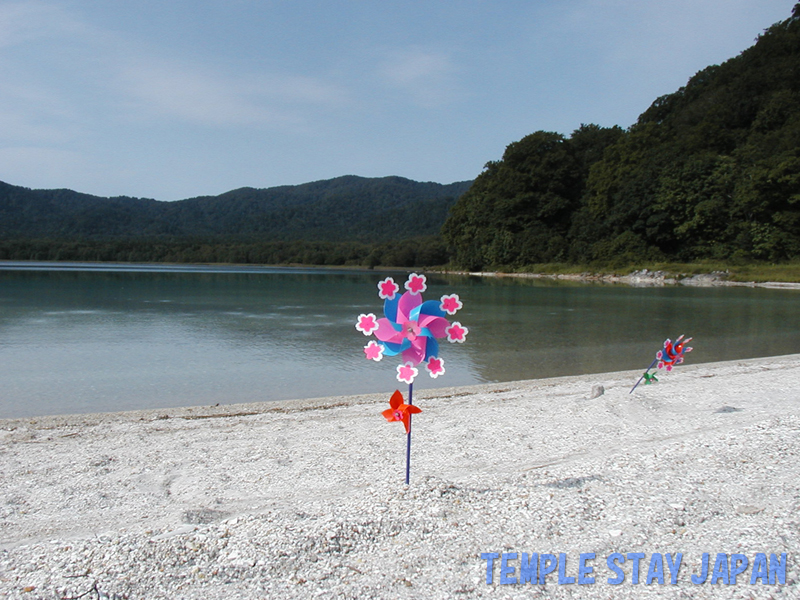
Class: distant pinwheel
657,335,693,371
630,335,693,393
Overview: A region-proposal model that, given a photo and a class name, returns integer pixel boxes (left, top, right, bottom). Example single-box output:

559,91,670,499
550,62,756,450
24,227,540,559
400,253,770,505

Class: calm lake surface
1,262,799,418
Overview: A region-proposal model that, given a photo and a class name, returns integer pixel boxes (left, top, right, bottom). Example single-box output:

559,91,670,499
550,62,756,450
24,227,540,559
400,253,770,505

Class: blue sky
0,0,795,200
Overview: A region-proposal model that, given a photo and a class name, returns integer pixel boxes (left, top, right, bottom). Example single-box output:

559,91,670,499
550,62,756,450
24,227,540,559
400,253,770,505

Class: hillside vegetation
0,176,470,267
443,4,800,271
0,176,470,242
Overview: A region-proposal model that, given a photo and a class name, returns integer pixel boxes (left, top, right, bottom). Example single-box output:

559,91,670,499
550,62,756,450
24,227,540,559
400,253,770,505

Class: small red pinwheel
657,335,693,371
382,390,421,434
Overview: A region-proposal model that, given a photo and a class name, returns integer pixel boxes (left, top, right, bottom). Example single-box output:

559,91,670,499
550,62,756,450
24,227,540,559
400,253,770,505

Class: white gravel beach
2,354,799,599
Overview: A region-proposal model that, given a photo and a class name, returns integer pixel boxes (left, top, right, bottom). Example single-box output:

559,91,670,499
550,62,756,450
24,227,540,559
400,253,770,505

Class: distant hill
0,175,472,242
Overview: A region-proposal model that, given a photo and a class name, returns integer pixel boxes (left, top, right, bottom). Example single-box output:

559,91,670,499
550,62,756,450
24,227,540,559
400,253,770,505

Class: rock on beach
1,355,800,599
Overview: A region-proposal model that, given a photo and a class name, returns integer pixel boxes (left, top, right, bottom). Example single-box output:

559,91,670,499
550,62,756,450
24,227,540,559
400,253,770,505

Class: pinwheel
630,335,693,393
382,390,420,434
356,273,468,384
356,273,468,483
657,335,693,371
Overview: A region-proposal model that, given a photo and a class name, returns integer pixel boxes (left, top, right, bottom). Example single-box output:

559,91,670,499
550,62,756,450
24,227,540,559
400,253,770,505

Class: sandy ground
1,355,800,599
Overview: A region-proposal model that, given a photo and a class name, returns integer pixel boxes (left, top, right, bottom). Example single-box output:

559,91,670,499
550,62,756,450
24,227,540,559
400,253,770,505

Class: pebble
589,385,605,399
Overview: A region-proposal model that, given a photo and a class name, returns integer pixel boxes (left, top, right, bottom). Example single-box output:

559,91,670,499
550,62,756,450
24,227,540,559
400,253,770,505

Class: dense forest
0,176,470,242
0,237,450,269
0,176,469,267
4,5,800,270
443,4,800,270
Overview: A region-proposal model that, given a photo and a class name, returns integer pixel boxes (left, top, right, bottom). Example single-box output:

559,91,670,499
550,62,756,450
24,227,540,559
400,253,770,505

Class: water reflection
1,265,798,418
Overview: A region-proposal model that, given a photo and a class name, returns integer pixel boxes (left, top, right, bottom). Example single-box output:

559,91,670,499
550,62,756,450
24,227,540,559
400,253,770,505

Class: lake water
1,262,799,418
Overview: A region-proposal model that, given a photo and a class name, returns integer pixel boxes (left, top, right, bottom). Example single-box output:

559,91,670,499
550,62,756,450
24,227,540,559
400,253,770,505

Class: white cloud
115,60,348,128
0,1,350,137
0,1,85,48
377,47,459,108
116,62,292,127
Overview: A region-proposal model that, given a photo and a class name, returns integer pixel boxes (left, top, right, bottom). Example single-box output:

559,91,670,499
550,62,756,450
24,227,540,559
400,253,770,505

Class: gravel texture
2,355,800,599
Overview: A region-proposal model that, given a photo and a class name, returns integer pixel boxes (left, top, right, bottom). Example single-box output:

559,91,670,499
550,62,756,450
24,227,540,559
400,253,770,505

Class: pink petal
418,315,449,338
396,291,422,324
374,318,404,344
402,337,427,365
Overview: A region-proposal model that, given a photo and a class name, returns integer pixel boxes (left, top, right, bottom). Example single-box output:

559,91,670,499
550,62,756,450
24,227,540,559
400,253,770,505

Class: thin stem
405,382,413,485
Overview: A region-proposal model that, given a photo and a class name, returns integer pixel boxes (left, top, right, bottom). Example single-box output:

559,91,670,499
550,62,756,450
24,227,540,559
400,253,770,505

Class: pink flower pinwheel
356,274,468,384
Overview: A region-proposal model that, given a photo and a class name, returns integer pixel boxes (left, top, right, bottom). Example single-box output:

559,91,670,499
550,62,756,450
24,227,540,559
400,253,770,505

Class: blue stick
630,358,658,394
405,382,413,485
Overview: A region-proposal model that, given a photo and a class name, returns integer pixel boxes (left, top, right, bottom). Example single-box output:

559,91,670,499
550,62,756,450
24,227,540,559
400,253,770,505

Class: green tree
443,126,622,269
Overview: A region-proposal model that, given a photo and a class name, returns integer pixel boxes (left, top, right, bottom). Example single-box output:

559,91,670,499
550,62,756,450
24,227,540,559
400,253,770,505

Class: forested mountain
443,4,800,270
0,176,471,242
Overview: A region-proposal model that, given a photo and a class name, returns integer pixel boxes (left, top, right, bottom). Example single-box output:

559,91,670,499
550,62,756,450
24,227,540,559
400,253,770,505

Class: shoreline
4,259,800,289
0,352,792,425
2,354,799,598
443,268,800,289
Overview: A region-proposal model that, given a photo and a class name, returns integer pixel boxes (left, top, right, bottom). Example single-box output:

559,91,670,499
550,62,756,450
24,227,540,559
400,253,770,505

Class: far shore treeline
2,4,800,272
0,175,466,268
